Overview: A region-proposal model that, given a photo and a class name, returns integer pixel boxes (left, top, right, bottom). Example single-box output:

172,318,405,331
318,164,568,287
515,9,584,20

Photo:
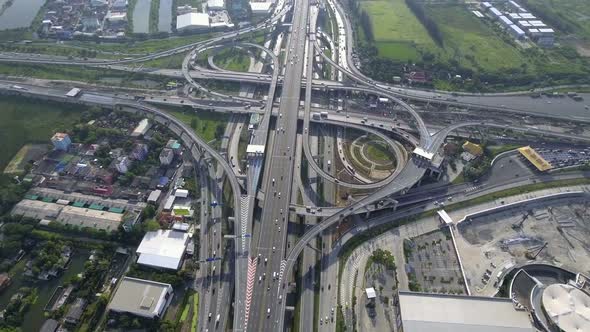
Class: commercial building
176,12,210,31
136,230,190,270
462,141,483,157
250,1,273,15
51,133,72,151
518,146,553,171
174,189,189,198
207,0,225,10
510,266,590,332
131,119,150,137
159,148,174,165
396,291,535,332
108,277,173,319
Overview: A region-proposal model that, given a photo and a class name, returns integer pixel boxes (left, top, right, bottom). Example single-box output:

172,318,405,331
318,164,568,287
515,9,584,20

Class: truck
215,314,220,325
320,111,328,119
312,112,321,120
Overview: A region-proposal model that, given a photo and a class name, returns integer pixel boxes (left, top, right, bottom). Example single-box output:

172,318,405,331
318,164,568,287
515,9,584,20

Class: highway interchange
2,0,590,330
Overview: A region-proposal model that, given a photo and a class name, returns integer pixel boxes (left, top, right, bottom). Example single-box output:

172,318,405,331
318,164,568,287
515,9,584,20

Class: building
509,24,526,40
509,265,590,332
57,205,124,231
39,319,59,332
12,199,62,220
64,298,86,325
147,189,162,204
130,143,148,161
518,146,552,171
108,277,173,318
176,12,210,31
207,0,225,10
462,141,483,157
51,133,72,151
499,15,514,27
131,119,150,137
159,148,175,166
136,230,190,270
365,287,377,300
396,291,535,332
250,1,273,15
166,139,182,154
174,189,189,198
115,156,132,174
0,273,11,292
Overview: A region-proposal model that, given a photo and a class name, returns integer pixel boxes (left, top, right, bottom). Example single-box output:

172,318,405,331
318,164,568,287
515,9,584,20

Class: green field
215,47,252,72
527,0,590,38
165,108,229,143
0,96,84,171
356,1,590,90
426,6,527,72
0,63,167,88
359,1,526,71
359,0,435,60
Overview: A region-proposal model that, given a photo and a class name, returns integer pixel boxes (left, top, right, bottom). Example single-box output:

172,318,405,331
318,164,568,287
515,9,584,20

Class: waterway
158,0,172,33
0,251,88,331
0,0,46,30
132,0,152,34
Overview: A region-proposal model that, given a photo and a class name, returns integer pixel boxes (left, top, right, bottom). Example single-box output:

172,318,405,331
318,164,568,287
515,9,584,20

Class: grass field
365,142,392,163
359,1,526,71
426,5,527,72
215,47,252,72
359,0,435,60
0,96,84,171
0,63,167,88
165,108,229,143
3,144,49,174
527,0,590,38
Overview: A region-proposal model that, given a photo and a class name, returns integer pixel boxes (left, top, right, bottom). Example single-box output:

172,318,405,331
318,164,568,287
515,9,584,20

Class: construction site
453,195,590,296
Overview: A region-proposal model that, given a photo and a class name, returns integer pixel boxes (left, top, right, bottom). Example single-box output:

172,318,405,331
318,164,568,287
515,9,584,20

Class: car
320,319,323,325
272,246,276,252
259,276,262,282
264,258,268,264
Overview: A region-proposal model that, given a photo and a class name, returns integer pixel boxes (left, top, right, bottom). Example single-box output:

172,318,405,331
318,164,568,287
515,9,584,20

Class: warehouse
396,291,535,332
509,25,526,40
12,199,62,220
57,205,123,231
136,230,190,270
108,277,173,319
176,12,210,31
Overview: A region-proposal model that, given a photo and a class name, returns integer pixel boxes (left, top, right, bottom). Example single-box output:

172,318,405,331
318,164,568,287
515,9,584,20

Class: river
0,250,88,331
0,0,46,30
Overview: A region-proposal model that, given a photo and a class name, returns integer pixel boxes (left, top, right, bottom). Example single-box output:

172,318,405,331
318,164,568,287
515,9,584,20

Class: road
248,0,311,329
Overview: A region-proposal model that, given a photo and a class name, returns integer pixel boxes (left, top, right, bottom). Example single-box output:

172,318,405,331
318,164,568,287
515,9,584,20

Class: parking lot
532,145,590,168
403,228,466,295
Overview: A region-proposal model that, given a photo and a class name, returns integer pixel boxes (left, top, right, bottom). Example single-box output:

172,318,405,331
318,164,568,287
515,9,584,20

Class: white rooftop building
136,230,190,270
397,291,535,332
108,277,173,318
176,12,210,31
207,0,225,10
131,118,150,137
250,1,273,14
